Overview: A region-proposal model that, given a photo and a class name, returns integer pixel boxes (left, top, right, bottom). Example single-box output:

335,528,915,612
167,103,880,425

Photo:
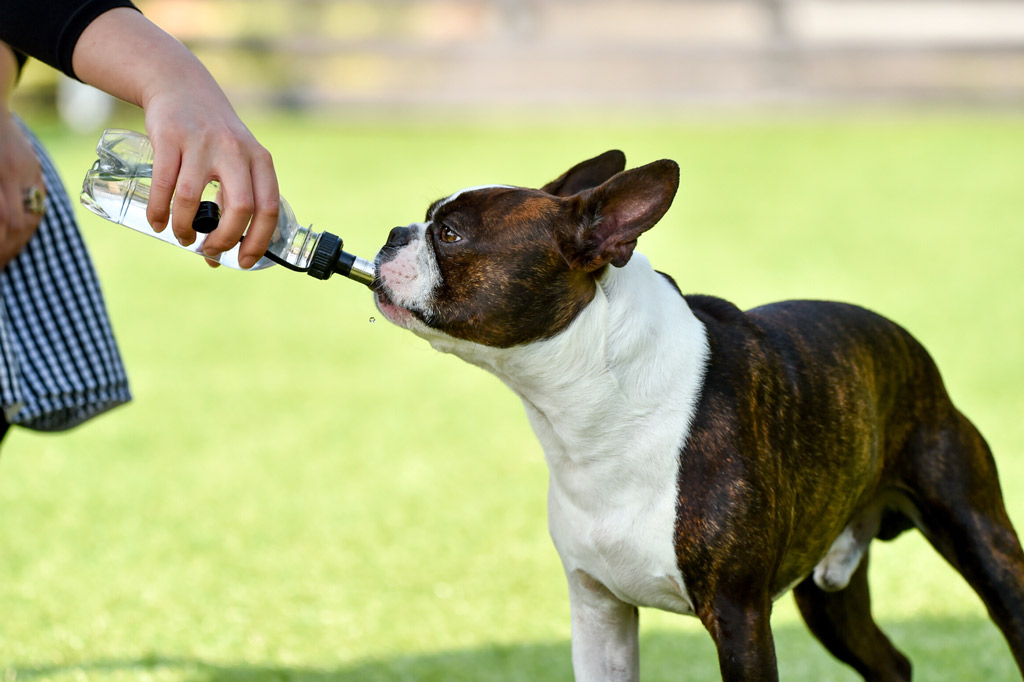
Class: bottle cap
193,201,221,233
308,231,342,280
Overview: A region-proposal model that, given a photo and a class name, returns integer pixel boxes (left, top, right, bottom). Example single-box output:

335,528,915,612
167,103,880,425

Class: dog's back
373,150,1024,680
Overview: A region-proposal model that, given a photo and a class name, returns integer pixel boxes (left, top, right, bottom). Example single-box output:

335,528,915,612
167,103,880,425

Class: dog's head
373,151,679,348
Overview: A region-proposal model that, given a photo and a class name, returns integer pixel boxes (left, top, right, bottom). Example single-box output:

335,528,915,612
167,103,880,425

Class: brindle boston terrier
372,150,1024,681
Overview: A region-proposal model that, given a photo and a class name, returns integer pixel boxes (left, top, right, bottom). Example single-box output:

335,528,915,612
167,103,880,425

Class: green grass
2,111,1023,681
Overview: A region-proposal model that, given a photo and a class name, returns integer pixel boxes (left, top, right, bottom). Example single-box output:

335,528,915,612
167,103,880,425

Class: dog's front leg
567,570,640,682
700,594,779,682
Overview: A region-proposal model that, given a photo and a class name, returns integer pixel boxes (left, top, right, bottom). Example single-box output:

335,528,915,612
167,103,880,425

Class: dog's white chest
435,257,709,616
506,259,708,616
546,459,695,615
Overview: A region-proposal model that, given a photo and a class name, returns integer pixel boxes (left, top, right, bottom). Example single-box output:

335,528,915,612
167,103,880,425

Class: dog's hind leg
794,552,912,682
905,411,1024,674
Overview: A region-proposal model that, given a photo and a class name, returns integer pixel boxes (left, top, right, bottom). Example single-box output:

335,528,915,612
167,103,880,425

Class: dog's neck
428,254,709,488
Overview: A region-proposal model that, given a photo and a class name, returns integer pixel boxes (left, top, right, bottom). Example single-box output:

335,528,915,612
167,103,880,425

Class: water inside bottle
80,128,376,281
81,131,273,270
83,174,267,269
81,171,153,233
263,203,319,270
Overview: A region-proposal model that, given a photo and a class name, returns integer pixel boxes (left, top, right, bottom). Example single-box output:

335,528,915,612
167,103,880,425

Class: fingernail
239,255,256,269
152,220,166,233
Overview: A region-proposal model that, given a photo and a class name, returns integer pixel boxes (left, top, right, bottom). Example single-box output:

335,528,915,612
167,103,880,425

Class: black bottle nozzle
333,249,376,287
307,232,342,280
308,232,375,286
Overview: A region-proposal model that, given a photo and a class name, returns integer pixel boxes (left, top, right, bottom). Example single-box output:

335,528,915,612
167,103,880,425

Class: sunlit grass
1,111,1022,681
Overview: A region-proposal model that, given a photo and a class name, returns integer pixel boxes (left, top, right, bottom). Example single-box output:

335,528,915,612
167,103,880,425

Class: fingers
0,111,45,267
0,178,36,236
0,190,15,268
235,147,279,270
199,142,278,269
23,178,44,232
0,174,45,269
0,178,17,231
146,132,278,269
0,183,14,254
147,143,180,234
168,158,203,248
199,166,251,260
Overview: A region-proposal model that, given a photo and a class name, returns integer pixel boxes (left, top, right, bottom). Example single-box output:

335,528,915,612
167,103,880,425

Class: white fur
376,224,711,682
431,184,513,215
812,492,918,592
814,526,866,592
395,254,710,616
375,222,438,331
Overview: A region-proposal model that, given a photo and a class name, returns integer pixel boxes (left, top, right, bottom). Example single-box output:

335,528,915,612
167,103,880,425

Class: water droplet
369,317,376,324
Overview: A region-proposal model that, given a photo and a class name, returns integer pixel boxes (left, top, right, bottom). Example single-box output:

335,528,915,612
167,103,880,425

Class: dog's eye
439,225,462,243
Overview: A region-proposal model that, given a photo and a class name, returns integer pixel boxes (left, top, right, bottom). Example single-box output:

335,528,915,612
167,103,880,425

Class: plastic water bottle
80,128,375,285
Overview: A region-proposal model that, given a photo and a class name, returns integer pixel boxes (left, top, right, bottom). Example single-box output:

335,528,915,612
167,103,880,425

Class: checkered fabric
0,120,131,431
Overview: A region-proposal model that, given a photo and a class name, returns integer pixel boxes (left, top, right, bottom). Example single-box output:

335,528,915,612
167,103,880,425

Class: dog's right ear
540,150,627,197
556,159,679,272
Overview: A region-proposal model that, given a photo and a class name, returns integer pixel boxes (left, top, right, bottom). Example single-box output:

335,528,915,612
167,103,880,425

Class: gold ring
23,185,45,216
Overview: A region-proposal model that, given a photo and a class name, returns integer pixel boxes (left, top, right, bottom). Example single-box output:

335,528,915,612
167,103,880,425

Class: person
0,1,281,444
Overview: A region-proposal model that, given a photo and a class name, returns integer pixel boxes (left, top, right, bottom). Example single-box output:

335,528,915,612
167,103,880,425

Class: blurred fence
147,0,1024,110
29,0,1024,112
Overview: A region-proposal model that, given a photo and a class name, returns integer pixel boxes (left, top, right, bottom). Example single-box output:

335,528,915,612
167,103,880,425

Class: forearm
0,0,137,78
71,7,228,112
70,7,278,270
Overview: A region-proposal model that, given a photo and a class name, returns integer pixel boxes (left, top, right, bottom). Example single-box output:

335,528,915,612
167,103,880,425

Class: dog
371,150,1024,681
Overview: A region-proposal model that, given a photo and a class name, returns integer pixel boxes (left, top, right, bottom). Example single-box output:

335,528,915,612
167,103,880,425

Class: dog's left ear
541,150,627,197
557,159,679,271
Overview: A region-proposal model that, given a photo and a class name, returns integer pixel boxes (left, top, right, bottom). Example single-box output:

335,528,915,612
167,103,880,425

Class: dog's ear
540,150,627,197
556,159,679,272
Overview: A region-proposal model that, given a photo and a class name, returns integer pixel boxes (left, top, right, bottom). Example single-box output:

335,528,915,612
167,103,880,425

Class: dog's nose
385,225,415,249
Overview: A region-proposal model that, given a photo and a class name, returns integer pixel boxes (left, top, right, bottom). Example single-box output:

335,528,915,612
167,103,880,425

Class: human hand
0,46,44,270
142,88,280,270
0,111,44,269
72,8,280,270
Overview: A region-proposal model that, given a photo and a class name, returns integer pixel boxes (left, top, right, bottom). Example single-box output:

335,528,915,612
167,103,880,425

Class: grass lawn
1,111,1022,681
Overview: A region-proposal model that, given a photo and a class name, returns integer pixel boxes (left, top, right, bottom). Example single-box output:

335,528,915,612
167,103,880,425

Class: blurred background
3,2,1024,682
13,0,1024,121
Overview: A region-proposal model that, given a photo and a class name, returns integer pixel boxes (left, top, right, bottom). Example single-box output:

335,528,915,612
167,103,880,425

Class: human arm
71,9,279,268
0,42,44,269
72,8,279,268
0,2,279,269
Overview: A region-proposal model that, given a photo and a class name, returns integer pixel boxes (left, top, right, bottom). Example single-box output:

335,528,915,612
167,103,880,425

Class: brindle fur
675,295,1024,679
375,151,1024,681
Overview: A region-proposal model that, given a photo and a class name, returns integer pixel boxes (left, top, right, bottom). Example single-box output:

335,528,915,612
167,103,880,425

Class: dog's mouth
372,242,441,333
373,288,418,328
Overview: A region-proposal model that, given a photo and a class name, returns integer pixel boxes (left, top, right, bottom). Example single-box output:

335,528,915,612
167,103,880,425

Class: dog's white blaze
426,254,709,616
432,184,513,215
376,222,440,325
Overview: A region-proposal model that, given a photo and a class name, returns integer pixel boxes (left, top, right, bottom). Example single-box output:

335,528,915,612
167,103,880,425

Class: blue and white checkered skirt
0,121,131,431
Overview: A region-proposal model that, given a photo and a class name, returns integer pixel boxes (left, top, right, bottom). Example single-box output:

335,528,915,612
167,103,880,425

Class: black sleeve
0,0,140,79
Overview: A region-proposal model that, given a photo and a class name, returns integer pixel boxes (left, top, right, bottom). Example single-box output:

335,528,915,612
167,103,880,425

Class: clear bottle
80,128,374,285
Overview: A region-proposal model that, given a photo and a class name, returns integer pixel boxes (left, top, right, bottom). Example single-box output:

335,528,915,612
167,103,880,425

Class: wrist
138,54,225,114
